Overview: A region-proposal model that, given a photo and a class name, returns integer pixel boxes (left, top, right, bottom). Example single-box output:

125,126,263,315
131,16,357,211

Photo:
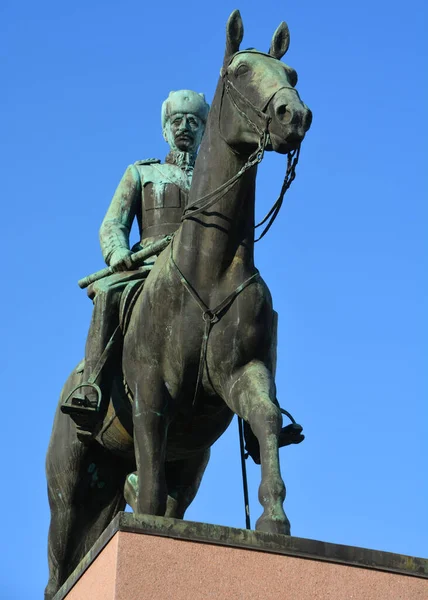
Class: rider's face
169,113,204,152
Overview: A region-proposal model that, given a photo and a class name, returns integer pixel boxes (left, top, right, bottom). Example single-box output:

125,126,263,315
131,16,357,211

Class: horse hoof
256,514,290,536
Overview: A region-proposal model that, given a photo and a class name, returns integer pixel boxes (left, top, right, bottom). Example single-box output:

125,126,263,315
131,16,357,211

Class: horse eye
289,70,298,87
235,63,250,77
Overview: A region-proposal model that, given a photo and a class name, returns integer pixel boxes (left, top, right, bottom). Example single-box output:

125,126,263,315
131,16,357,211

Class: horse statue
45,10,311,599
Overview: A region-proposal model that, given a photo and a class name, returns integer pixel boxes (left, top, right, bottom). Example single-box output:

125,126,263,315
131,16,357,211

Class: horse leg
45,409,85,599
132,376,168,515
45,402,127,599
124,448,210,518
164,449,211,518
224,360,289,535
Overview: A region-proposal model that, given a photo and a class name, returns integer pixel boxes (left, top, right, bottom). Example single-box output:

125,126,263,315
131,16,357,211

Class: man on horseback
62,90,210,440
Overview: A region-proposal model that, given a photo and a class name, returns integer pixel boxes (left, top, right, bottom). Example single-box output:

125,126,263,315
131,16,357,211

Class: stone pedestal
54,513,428,600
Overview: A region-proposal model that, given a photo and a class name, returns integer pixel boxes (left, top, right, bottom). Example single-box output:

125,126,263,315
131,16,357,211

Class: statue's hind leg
45,405,128,599
124,449,210,519
224,360,289,535
164,449,211,518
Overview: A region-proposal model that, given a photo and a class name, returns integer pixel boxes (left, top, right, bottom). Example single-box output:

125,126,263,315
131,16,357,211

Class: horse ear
224,10,244,63
269,22,290,59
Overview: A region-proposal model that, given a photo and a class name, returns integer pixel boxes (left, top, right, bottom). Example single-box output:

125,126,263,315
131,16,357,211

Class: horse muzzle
267,91,312,153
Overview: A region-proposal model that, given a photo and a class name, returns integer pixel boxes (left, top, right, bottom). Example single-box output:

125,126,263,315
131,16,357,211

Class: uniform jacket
100,159,192,264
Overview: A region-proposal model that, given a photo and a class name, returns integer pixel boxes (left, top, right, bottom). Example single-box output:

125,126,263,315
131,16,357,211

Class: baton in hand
78,235,172,289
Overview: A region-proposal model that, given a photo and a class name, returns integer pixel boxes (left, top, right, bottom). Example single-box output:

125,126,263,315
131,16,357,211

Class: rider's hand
110,248,133,272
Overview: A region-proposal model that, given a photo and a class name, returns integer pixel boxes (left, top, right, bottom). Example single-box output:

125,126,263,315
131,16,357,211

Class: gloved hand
110,248,133,272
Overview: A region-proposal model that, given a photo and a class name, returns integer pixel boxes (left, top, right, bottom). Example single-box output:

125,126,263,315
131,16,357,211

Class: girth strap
170,240,260,406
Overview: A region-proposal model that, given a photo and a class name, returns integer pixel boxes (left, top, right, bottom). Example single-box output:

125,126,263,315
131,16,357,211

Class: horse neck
175,89,257,288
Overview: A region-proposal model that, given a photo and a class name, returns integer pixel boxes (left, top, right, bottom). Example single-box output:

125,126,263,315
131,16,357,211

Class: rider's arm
99,164,141,265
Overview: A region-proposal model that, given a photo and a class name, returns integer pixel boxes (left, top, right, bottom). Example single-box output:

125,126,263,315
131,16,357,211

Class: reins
254,145,300,242
181,64,300,241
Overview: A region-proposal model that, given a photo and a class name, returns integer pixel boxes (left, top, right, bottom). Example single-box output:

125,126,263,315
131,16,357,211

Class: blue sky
1,1,427,597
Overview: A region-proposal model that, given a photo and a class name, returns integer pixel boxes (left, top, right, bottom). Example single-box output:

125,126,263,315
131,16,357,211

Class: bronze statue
61,90,209,441
45,10,311,599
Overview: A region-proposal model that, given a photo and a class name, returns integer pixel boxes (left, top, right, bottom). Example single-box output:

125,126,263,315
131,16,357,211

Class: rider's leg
82,281,121,401
82,269,147,402
61,278,123,436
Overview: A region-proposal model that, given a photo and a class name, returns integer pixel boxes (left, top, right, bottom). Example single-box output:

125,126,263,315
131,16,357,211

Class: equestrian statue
45,10,312,599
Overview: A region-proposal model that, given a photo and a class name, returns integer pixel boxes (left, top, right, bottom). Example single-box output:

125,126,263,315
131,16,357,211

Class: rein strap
181,72,300,242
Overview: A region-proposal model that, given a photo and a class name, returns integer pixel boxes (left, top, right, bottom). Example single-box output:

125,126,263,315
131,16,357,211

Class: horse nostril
304,109,313,131
276,104,293,124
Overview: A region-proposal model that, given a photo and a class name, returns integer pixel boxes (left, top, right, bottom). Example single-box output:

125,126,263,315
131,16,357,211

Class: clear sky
1,1,427,597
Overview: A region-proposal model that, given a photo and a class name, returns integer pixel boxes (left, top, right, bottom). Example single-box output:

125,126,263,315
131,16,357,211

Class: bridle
181,50,301,241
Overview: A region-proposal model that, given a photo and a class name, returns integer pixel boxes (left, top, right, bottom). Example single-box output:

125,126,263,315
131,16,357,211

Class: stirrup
278,408,305,448
244,407,305,465
60,382,102,416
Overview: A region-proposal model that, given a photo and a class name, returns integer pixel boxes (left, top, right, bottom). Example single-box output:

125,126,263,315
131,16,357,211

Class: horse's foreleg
224,360,289,535
133,377,168,515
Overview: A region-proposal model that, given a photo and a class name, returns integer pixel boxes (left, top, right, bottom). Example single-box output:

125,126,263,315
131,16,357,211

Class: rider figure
62,90,209,439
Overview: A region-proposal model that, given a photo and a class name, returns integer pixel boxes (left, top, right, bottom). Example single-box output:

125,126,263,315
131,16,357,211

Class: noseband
182,50,300,241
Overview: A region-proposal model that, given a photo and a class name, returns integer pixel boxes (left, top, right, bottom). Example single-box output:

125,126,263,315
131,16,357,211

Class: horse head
219,10,312,155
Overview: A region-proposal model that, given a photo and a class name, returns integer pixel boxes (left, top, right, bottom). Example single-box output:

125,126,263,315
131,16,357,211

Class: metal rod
238,416,251,530
77,235,172,289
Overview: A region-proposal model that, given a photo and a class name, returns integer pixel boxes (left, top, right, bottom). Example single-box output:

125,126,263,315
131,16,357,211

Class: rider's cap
161,90,210,128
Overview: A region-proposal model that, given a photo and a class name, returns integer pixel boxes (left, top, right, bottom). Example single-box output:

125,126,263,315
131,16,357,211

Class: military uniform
83,156,193,400
99,157,193,266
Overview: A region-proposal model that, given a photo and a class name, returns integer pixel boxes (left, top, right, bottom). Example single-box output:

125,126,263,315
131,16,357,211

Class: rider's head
162,90,209,153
